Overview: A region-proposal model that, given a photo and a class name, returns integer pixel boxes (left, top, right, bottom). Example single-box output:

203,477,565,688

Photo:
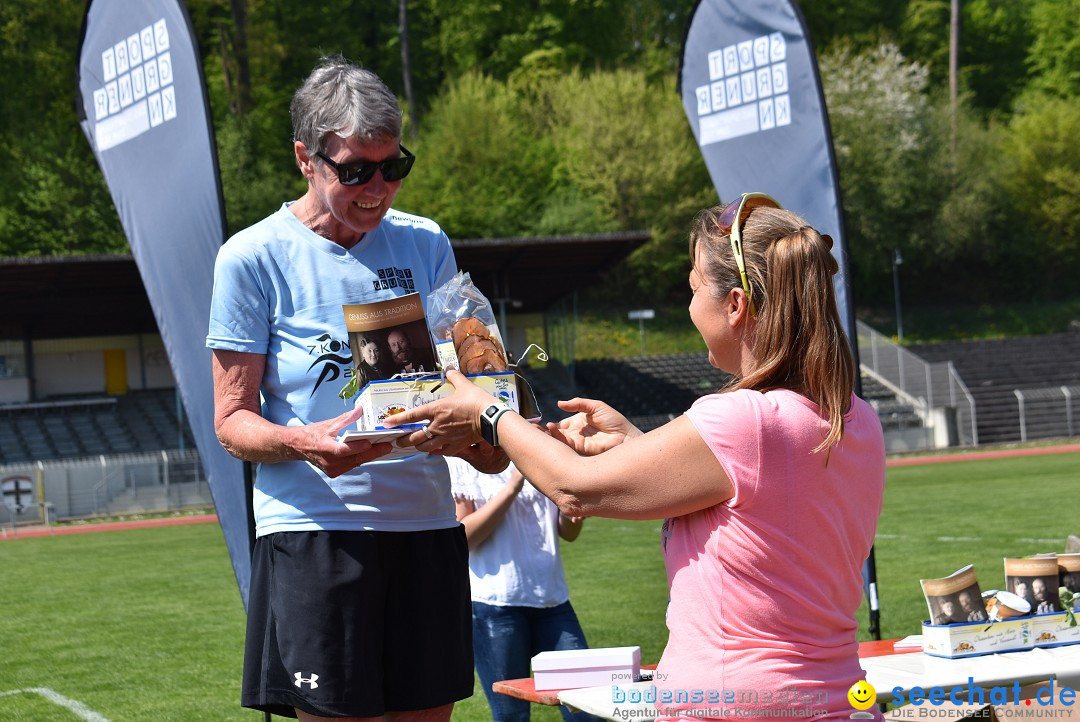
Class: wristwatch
479,403,514,447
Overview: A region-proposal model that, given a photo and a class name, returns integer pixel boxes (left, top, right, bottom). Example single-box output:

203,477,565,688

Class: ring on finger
421,424,434,440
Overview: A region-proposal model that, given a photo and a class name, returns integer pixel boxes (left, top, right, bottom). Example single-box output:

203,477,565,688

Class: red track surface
886,443,1080,466
3,444,1077,540
1,513,218,540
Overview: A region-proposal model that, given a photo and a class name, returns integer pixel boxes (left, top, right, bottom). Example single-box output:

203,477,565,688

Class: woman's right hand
545,398,641,456
286,405,393,478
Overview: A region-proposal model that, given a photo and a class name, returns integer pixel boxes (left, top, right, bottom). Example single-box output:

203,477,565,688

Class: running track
4,444,1079,541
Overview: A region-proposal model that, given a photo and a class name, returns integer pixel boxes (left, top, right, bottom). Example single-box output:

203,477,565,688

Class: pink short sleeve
683,390,763,508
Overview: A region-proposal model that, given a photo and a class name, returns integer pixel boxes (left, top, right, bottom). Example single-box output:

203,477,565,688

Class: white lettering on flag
148,92,164,127
775,94,791,126
708,50,725,81
710,81,726,111
696,85,711,115
759,99,776,130
89,17,178,152
140,26,155,60
769,32,786,62
696,35,793,148
127,33,142,65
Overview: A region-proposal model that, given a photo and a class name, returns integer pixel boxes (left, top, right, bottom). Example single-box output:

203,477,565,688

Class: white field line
875,534,1067,545
0,687,110,721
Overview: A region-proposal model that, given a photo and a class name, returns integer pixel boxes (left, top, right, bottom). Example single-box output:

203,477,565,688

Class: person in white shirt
447,457,600,722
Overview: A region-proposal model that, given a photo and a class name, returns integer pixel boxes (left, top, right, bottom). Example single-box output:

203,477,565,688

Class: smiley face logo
847,680,876,710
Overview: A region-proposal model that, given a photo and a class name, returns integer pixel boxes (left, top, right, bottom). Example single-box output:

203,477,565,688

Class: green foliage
820,43,932,303
4,139,128,256
0,0,127,256
898,0,1032,116
999,92,1080,276
798,0,907,52
906,102,1024,298
958,0,1032,115
1026,0,1080,99
818,39,1078,305
572,306,708,358
858,296,1080,343
394,72,560,238
427,0,695,84
215,114,304,236
396,68,714,303
537,70,715,301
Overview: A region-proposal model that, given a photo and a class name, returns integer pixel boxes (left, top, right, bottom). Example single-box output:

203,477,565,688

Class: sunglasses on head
315,145,415,185
717,192,782,316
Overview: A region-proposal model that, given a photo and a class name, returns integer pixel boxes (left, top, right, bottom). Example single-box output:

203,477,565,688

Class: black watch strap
479,403,514,447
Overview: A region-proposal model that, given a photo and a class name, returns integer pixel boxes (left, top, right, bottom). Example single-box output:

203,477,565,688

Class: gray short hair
290,55,402,155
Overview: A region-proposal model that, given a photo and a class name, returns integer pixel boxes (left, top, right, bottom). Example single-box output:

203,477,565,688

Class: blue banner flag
76,0,252,606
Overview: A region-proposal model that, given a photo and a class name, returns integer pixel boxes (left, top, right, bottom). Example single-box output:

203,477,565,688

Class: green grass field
0,446,1077,721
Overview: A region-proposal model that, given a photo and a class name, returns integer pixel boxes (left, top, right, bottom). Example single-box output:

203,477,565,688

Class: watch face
481,404,506,446
480,412,496,445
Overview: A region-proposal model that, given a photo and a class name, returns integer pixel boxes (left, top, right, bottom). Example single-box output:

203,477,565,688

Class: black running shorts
241,527,473,718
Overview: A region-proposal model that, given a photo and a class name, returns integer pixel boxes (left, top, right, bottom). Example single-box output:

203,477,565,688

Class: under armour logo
294,672,319,689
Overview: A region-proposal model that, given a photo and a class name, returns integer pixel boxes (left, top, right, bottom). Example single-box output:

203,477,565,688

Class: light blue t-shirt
207,203,459,536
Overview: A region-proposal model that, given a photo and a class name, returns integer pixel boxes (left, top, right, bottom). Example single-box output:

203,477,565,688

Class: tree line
0,0,1076,308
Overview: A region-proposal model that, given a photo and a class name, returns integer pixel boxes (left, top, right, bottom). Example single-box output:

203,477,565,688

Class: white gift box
532,646,641,691
1030,611,1080,648
922,611,1080,658
355,371,521,431
921,617,1033,658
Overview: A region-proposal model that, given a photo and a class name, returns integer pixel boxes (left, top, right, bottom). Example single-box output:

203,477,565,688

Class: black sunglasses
315,145,415,185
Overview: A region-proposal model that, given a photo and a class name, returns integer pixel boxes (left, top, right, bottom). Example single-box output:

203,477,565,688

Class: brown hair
689,205,854,453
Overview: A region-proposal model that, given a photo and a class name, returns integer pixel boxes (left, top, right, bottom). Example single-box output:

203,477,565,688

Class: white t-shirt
206,204,458,536
447,458,570,608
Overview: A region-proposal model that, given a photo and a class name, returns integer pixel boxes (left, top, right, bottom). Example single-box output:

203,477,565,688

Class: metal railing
1014,385,1080,442
0,448,210,527
857,321,978,447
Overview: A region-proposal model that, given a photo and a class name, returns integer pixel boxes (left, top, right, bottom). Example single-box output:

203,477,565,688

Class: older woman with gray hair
208,56,493,721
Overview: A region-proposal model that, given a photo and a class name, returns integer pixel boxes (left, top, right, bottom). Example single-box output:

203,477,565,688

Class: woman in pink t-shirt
388,194,887,721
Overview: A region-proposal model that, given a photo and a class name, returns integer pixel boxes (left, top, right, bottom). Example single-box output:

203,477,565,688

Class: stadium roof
0,231,650,340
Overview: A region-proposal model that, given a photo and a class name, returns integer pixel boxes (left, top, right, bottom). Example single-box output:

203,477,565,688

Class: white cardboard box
355,371,521,431
922,617,1033,658
922,612,1080,658
532,646,641,691
1031,611,1080,647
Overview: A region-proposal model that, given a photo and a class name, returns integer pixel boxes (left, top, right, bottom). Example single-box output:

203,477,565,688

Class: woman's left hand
384,368,497,454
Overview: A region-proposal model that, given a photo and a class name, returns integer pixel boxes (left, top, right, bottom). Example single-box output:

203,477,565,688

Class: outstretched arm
386,369,733,520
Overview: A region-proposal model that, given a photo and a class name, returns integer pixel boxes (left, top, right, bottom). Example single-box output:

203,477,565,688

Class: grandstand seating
910,332,1080,445
860,375,923,430
571,353,731,431
0,389,194,464
555,354,924,436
